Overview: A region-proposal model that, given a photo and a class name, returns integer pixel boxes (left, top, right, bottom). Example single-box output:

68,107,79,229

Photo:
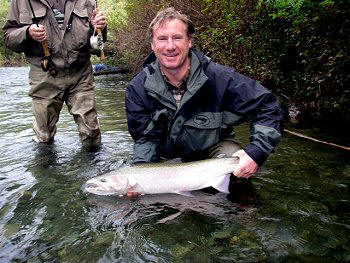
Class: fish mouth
85,182,100,189
83,181,118,196
83,181,107,194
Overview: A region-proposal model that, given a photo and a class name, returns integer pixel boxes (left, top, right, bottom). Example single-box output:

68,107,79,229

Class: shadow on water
84,188,260,262
33,141,106,169
0,68,349,262
228,177,262,208
33,143,58,168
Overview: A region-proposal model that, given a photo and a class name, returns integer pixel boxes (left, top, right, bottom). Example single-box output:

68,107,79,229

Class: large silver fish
84,157,239,196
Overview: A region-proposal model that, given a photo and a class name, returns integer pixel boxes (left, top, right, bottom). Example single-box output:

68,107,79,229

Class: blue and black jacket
125,49,283,165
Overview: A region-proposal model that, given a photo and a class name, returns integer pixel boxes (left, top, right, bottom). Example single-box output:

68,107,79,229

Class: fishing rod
27,0,56,75
90,0,105,61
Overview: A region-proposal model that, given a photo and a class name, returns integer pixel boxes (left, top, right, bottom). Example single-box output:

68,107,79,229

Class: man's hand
232,149,258,178
91,9,106,31
28,24,46,42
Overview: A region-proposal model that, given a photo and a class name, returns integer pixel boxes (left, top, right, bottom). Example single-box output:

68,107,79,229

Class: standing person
3,0,107,148
125,7,283,178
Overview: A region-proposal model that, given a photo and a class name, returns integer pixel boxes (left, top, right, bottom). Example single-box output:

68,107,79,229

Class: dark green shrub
0,0,27,66
103,0,350,129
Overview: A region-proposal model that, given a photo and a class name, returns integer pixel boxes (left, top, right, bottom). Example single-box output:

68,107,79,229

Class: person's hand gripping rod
27,0,55,74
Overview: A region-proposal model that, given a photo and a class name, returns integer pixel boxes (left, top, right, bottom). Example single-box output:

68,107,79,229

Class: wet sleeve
133,138,160,164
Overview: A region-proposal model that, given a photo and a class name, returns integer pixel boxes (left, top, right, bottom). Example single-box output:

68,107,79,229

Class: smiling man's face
151,19,192,73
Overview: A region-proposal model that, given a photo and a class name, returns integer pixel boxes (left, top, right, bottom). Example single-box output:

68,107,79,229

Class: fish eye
100,178,107,182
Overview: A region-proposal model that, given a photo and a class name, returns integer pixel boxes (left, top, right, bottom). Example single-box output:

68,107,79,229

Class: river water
0,67,349,262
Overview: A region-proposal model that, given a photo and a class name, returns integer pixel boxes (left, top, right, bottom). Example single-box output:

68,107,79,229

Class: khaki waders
28,61,101,146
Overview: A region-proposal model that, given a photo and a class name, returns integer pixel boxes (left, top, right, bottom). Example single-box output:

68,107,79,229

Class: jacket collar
144,60,176,111
144,49,209,111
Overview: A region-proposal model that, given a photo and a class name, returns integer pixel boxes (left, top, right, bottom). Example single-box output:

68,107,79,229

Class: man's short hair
148,7,195,41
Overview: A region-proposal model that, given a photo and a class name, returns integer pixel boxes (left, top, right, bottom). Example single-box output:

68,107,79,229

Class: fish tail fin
211,174,231,194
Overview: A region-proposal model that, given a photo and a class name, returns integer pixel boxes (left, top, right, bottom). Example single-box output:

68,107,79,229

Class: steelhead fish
84,157,239,196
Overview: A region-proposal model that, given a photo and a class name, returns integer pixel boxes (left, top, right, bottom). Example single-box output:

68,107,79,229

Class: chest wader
30,62,101,147
28,1,101,147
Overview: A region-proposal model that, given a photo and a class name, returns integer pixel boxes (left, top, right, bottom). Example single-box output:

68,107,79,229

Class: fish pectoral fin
211,174,231,194
126,191,141,197
175,191,194,197
127,175,137,187
128,183,144,194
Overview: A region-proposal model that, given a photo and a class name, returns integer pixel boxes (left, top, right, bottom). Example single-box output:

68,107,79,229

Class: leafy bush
109,0,349,129
0,0,9,64
0,0,27,66
258,0,350,127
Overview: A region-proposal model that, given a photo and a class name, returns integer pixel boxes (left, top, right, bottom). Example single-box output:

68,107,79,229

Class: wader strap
28,0,39,25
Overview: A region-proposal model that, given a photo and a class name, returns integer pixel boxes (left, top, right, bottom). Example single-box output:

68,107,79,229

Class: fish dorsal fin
210,174,231,194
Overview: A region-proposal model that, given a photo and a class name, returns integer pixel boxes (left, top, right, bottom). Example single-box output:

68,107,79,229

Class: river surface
0,67,349,262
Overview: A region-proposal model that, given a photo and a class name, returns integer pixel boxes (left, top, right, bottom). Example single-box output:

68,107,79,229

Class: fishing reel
90,27,105,60
41,56,57,76
90,29,104,52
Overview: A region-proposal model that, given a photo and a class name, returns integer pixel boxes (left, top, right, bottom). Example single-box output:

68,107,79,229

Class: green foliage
0,0,27,66
98,0,128,29
108,0,349,128
255,0,350,127
0,0,9,64
0,0,8,22
266,0,308,18
261,0,335,20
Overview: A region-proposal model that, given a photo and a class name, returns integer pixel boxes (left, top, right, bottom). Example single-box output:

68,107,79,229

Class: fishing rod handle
41,40,50,57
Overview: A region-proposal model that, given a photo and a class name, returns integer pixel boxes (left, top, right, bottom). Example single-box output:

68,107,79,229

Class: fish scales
84,157,239,196
129,158,236,193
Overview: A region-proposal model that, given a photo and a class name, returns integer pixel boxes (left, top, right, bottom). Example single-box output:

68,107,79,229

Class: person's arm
2,0,32,53
125,80,161,164
224,69,283,177
90,8,107,41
